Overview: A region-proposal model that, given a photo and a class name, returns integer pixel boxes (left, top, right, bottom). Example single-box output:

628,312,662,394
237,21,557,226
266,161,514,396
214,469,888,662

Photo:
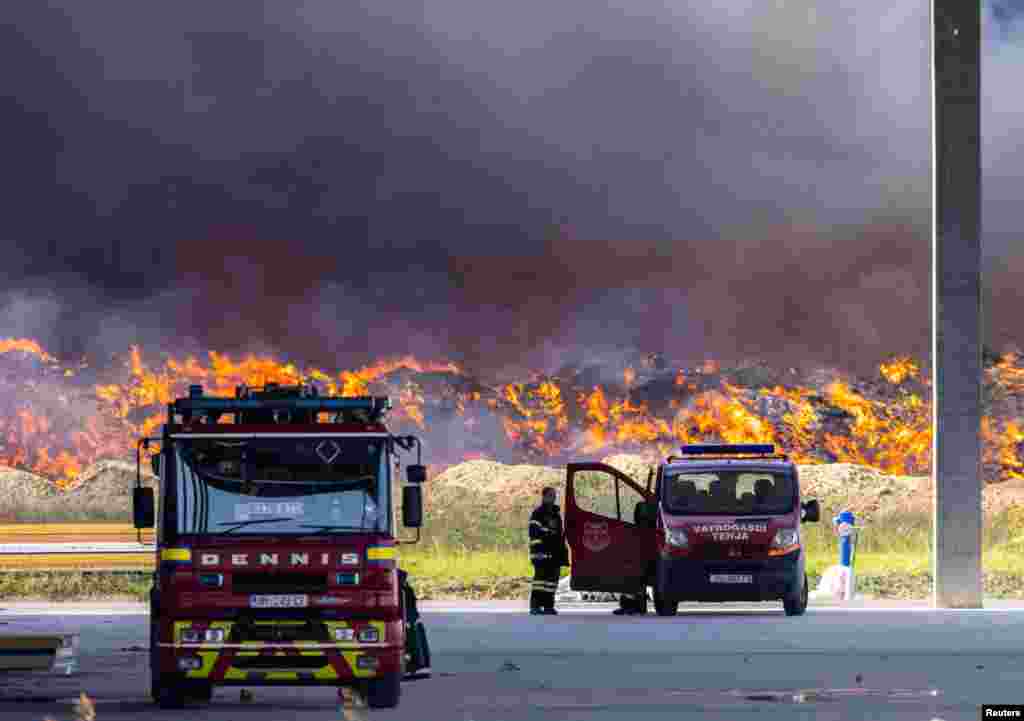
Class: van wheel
653,591,679,617
365,673,401,709
784,575,809,616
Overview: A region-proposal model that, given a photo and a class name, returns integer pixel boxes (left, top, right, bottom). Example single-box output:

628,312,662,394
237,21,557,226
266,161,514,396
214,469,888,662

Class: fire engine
132,383,428,709
562,444,821,616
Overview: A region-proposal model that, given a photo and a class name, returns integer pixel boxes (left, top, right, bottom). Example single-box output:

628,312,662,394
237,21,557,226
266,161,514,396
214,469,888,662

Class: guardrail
0,524,153,571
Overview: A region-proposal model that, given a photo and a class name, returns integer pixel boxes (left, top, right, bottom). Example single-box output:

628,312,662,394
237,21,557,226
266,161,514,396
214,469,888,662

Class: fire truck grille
232,655,329,670
231,573,328,595
232,622,329,644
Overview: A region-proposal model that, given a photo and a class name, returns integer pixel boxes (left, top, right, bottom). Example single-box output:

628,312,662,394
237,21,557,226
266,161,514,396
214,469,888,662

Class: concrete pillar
931,0,983,608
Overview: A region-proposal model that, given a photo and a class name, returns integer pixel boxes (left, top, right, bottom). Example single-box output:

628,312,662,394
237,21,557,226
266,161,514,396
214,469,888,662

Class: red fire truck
563,444,821,616
132,383,429,709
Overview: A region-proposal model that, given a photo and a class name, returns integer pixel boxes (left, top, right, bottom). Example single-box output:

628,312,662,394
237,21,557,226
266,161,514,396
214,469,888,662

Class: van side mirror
402,485,423,528
150,454,161,477
406,464,427,484
133,487,155,529
801,499,820,523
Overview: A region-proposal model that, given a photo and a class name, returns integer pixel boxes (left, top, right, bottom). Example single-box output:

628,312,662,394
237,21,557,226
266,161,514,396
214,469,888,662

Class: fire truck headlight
334,628,355,642
204,628,225,643
771,528,799,549
665,527,688,548
180,628,200,643
357,627,380,643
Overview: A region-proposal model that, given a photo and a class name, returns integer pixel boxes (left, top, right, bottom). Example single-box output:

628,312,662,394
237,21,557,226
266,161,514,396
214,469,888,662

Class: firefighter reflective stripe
530,520,544,529
530,579,559,591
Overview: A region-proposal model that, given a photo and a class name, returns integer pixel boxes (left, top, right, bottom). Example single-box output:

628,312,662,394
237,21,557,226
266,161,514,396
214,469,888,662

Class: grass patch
3,503,1024,601
0,571,151,602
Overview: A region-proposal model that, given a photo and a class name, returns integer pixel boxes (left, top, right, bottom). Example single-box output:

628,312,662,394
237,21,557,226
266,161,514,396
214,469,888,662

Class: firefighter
613,588,648,615
529,487,566,615
614,499,654,615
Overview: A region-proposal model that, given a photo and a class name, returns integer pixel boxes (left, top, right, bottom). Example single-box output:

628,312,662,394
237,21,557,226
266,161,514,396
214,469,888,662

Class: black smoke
0,1,1018,378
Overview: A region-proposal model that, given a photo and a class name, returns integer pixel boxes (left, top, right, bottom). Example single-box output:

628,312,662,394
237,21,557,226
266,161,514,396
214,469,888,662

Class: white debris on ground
809,564,861,602
555,576,651,603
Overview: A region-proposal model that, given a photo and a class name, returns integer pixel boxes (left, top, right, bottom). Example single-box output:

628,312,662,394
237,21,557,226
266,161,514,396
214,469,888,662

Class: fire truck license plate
709,574,753,584
249,594,309,608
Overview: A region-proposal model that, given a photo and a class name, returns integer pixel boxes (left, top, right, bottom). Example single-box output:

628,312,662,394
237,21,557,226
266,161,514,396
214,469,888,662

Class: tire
654,591,679,617
149,609,162,703
184,681,213,702
156,678,187,709
784,575,809,616
365,673,402,709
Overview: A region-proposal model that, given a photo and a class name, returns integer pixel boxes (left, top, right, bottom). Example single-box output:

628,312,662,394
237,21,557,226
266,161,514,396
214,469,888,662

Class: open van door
564,463,657,593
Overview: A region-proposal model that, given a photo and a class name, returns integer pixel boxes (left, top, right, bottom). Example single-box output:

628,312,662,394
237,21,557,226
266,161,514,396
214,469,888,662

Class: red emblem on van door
582,520,611,552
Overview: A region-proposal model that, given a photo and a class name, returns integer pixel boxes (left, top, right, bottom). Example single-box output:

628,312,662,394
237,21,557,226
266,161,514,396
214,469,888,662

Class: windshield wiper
297,524,367,535
214,517,294,535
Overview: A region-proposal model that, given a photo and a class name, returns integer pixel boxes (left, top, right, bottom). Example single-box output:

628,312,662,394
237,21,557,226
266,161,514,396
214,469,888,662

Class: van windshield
662,469,796,516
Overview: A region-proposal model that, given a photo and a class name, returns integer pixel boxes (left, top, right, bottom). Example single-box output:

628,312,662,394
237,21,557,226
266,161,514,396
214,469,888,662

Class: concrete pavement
0,600,1020,720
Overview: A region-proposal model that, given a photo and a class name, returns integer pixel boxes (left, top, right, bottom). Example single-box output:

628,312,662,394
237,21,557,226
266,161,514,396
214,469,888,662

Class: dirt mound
0,466,58,508
429,455,1024,523
62,460,157,513
0,460,156,518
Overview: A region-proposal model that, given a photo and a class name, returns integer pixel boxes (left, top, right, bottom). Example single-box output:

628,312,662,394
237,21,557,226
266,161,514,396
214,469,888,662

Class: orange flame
4,336,1024,488
879,356,919,384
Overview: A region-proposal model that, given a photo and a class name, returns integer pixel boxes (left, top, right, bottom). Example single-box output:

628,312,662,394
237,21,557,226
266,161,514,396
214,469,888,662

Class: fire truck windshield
172,436,391,536
662,469,796,516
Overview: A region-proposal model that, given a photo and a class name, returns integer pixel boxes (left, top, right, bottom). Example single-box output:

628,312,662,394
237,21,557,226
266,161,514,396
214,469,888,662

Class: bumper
157,620,402,686
655,551,802,602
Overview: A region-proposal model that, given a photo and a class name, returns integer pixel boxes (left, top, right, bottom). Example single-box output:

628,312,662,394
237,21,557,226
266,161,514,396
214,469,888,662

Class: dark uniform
528,503,565,613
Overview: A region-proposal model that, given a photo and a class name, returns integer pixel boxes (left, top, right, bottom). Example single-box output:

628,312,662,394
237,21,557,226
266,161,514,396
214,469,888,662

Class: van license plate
249,594,308,608
709,574,753,584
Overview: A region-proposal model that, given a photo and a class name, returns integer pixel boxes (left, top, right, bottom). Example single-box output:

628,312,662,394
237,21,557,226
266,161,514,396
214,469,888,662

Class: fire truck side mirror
801,499,820,523
133,487,155,529
406,464,427,484
402,485,423,528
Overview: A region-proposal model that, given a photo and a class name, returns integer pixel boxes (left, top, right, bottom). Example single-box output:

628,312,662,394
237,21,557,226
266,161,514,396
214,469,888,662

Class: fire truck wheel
185,681,214,702
653,591,679,617
783,575,809,616
364,673,402,709
155,678,187,709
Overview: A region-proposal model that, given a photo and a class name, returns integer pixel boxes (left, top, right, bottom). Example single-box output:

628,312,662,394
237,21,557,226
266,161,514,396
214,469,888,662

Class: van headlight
665,527,688,548
771,527,799,548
